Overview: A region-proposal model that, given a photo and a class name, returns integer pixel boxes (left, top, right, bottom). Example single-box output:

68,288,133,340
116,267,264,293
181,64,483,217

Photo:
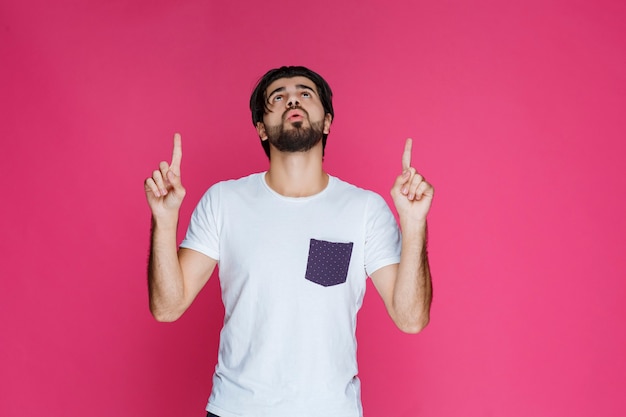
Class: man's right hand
144,133,186,218
144,133,216,322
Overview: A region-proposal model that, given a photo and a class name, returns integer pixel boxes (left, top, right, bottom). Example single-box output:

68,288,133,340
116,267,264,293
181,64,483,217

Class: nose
287,95,299,108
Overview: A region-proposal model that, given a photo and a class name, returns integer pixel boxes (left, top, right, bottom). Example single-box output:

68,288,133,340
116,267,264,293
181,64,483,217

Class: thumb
392,169,411,194
167,169,185,193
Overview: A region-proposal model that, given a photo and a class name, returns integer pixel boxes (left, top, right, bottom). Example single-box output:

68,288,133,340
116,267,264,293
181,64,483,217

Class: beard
265,118,325,153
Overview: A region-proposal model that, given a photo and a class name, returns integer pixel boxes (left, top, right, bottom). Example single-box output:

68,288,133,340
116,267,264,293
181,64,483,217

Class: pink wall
2,0,625,416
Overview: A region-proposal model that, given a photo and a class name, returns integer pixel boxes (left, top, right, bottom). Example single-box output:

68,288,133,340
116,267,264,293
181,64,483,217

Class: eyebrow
267,84,316,99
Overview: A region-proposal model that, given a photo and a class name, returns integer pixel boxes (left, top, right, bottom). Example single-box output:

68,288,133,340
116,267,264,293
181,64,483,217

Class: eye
273,95,283,102
301,92,311,98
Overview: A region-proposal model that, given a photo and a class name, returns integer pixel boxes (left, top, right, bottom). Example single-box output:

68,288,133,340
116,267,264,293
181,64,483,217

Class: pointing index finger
402,138,413,171
170,133,182,174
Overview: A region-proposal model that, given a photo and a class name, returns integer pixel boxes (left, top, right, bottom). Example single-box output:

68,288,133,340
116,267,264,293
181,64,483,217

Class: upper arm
369,263,399,317
178,247,218,306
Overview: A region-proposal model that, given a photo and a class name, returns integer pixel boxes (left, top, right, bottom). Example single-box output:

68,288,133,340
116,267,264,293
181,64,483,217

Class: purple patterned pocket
305,239,353,287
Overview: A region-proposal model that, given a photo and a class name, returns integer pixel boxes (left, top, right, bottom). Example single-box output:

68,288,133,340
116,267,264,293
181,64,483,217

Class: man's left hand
390,138,434,224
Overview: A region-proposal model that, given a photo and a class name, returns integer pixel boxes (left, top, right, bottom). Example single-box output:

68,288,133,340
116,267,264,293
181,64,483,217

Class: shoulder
196,172,265,207
329,175,387,205
218,172,264,188
204,172,264,194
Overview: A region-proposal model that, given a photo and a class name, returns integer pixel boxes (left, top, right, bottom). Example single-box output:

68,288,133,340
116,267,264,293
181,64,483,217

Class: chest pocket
305,238,354,287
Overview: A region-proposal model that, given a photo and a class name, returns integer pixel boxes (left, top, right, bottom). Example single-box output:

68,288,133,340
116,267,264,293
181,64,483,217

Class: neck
265,142,328,197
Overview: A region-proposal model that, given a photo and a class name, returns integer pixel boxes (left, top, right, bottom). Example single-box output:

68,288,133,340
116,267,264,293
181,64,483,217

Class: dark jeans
207,413,220,417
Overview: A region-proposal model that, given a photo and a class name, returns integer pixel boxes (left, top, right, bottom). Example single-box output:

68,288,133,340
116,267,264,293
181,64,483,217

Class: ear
256,122,268,141
323,113,333,134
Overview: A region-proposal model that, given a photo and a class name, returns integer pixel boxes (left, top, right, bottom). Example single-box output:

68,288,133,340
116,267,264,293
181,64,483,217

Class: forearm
393,219,432,333
148,215,186,322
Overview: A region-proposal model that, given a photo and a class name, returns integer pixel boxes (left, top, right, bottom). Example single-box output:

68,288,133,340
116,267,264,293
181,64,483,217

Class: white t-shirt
180,172,401,417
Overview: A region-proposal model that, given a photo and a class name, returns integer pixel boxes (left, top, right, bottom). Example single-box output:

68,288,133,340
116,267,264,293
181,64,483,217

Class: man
144,66,433,417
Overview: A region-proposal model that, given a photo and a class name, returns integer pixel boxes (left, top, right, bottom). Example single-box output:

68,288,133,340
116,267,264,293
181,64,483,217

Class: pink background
1,0,625,416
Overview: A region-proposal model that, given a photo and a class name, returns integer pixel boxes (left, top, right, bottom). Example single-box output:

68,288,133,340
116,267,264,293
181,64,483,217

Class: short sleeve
364,192,402,276
179,184,221,261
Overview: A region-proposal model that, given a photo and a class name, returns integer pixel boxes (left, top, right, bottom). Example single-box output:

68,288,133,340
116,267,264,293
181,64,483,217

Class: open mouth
284,109,305,121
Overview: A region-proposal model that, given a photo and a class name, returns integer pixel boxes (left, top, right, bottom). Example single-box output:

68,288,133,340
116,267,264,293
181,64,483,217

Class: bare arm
370,139,434,334
144,134,217,322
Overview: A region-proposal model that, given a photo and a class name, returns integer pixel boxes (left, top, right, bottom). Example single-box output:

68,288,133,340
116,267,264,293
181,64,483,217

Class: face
256,76,332,153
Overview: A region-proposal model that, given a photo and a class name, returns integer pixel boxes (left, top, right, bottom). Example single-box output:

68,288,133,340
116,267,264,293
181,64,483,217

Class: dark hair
250,66,334,158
